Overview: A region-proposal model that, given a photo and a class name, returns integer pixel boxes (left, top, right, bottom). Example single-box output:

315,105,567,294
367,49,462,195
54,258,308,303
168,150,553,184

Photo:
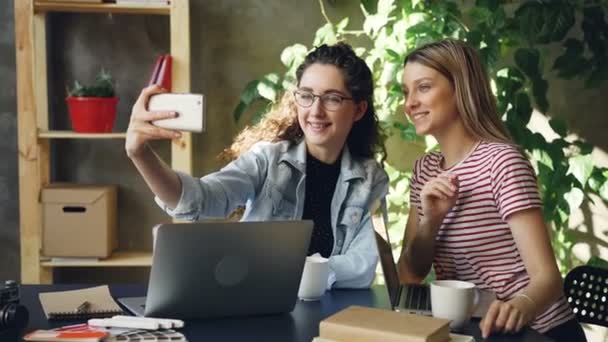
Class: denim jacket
155,139,389,289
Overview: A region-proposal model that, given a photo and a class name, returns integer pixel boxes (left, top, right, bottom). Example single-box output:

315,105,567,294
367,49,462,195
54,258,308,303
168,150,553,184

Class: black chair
564,265,608,327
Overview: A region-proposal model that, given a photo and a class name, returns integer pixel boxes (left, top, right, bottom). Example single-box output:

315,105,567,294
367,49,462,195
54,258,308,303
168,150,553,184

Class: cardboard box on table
317,305,451,342
41,184,118,258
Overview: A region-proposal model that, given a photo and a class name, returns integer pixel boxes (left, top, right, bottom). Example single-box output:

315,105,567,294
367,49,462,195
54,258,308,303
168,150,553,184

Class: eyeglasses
293,90,353,111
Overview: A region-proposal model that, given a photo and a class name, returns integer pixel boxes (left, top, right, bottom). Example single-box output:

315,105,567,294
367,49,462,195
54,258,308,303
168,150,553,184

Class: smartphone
148,93,205,133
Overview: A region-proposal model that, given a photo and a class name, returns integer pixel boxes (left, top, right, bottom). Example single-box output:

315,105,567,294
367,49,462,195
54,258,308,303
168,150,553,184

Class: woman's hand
419,173,459,225
125,85,181,158
480,297,536,338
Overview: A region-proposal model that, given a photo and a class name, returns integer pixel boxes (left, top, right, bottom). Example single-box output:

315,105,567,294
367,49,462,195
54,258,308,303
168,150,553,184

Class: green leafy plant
234,0,608,274
67,69,115,97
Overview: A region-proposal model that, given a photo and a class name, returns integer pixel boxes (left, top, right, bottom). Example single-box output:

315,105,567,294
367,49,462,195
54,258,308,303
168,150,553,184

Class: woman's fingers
432,180,456,198
136,84,166,106
504,309,520,333
423,187,451,200
494,303,512,331
480,300,529,337
422,178,457,199
515,315,526,332
138,110,178,123
480,300,501,338
130,85,173,121
133,124,181,140
126,86,179,158
434,175,458,192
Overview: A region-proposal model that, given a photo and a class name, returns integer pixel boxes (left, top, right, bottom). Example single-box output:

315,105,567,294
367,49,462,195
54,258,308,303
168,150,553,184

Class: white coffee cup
430,280,480,331
297,254,329,301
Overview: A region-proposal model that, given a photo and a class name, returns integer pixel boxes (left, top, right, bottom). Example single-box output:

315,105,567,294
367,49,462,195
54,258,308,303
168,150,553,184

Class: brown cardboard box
41,184,118,258
319,306,450,342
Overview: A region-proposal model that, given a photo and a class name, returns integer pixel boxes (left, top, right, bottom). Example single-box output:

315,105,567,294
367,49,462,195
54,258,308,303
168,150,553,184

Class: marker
54,323,89,331
74,301,90,314
88,318,159,330
112,315,185,329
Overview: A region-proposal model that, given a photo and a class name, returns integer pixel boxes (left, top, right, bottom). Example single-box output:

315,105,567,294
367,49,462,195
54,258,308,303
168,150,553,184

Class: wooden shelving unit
34,2,170,15
38,130,127,139
41,251,152,267
15,1,191,284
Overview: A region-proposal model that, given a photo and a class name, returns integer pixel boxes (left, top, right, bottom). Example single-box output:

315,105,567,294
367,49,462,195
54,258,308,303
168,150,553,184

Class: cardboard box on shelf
41,184,118,258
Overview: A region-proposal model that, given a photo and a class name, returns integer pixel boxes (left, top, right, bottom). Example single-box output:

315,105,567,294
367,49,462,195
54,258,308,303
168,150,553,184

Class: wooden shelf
41,251,152,267
38,130,127,139
17,0,191,284
34,2,170,15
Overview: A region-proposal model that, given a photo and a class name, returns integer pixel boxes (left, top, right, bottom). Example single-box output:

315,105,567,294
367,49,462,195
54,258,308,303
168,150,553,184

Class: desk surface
18,284,551,342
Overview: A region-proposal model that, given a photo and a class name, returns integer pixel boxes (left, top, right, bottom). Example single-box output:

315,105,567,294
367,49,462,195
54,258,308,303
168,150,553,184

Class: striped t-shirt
410,141,574,333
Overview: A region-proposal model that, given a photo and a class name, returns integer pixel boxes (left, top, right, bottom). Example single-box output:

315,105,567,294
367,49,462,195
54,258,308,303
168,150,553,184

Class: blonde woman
397,40,585,341
126,43,388,289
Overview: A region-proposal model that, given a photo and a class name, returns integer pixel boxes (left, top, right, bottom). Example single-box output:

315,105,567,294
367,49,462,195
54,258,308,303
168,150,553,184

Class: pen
54,323,89,331
75,301,90,314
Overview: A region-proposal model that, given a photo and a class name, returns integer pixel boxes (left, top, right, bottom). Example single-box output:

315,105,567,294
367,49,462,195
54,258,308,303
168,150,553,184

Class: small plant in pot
66,69,118,133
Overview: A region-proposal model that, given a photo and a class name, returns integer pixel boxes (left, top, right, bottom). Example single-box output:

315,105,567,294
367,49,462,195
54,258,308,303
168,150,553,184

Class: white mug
430,280,480,331
297,254,329,301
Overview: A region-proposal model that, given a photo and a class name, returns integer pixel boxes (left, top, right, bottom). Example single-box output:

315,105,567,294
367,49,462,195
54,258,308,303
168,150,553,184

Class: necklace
441,140,481,170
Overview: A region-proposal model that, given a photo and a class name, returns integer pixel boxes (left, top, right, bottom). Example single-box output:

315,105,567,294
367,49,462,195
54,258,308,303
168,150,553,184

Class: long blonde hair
404,39,512,144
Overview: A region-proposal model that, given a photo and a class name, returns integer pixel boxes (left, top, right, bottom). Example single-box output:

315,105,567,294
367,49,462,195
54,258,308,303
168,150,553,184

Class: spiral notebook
39,285,124,320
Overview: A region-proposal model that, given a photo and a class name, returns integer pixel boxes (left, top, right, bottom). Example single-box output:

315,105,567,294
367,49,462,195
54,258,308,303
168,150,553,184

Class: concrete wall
0,0,19,282
0,0,361,283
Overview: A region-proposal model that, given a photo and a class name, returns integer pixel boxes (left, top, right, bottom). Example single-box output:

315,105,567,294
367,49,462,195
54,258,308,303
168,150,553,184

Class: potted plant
66,69,118,133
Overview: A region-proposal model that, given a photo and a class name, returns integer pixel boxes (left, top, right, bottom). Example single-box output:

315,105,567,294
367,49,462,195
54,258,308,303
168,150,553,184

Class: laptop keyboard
400,284,432,315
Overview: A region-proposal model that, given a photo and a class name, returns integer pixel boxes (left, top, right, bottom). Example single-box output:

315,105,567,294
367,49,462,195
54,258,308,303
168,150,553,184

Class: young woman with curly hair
126,42,388,289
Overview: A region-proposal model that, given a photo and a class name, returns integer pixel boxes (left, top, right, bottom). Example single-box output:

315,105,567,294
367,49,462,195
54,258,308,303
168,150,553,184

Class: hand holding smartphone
148,93,205,133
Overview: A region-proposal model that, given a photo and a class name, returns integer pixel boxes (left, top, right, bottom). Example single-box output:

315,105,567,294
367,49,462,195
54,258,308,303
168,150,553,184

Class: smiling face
296,63,366,163
402,62,459,138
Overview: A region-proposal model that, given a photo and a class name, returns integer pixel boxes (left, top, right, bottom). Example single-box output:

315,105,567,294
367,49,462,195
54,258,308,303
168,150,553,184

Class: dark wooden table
7,284,552,341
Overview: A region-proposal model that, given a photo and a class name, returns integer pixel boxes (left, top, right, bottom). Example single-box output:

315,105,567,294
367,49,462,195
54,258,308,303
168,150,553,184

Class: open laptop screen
371,202,493,317
371,205,401,308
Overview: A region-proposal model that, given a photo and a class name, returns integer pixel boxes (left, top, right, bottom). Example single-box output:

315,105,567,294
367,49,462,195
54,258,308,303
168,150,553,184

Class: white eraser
88,318,159,330
112,315,184,329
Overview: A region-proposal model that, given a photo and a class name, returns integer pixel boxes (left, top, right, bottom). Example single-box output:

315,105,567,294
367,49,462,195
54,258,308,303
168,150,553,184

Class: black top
302,152,341,258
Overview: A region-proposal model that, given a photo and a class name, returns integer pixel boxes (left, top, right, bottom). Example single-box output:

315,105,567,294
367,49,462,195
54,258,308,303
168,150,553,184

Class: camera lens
0,304,29,331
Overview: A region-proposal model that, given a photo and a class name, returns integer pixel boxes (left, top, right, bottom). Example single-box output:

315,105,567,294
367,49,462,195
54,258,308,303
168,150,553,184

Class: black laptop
118,220,313,319
370,202,494,317
370,203,433,315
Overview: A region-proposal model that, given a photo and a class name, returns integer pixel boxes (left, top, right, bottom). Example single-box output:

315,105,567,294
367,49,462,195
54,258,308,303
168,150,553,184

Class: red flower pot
66,96,119,133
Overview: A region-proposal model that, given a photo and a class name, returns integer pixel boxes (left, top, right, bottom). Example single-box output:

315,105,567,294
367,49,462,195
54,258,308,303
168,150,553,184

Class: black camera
0,280,29,337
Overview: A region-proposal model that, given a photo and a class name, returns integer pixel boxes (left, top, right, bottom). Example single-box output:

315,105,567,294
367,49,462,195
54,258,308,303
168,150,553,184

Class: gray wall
0,0,19,282
1,1,607,283
0,0,361,283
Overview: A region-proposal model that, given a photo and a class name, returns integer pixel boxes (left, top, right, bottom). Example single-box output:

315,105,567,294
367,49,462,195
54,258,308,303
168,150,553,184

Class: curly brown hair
219,92,299,161
220,42,385,162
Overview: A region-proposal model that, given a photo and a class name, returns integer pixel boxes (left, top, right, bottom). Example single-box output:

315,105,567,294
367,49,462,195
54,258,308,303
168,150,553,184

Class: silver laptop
118,220,313,319
370,202,494,317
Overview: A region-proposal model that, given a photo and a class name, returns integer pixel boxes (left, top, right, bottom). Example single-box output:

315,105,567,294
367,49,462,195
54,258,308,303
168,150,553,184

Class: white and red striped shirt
410,141,574,333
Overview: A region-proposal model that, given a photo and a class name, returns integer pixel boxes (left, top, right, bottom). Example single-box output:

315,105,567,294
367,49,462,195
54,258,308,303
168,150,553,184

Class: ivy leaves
514,0,575,45
231,0,608,272
514,48,548,112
